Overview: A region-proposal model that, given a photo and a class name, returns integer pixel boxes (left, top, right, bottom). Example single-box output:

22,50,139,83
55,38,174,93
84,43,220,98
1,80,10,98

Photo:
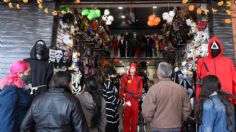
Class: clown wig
0,60,30,89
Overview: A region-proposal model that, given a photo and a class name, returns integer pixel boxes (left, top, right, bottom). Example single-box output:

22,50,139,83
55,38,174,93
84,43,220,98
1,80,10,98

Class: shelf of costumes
110,32,165,58
48,8,111,95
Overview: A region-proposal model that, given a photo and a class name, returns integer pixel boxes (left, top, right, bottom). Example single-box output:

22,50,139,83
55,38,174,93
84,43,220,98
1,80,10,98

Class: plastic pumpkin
182,0,188,4
225,19,232,24
197,8,202,15
16,4,20,9
23,0,28,3
212,8,218,13
188,5,195,11
217,1,224,6
44,8,49,14
226,10,232,15
226,1,232,7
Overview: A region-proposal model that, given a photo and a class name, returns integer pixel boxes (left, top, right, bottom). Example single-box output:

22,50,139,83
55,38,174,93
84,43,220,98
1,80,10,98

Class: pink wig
0,60,30,89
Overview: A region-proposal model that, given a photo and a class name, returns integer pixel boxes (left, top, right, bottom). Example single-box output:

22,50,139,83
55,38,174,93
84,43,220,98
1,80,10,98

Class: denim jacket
199,95,235,132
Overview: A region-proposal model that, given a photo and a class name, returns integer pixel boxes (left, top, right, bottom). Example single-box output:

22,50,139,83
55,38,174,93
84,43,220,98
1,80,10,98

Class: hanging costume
120,63,143,132
25,40,53,97
196,36,236,103
153,35,159,58
112,37,120,57
119,36,126,57
145,36,154,57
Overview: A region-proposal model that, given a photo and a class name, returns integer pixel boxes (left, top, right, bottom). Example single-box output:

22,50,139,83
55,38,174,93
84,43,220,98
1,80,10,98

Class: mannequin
127,33,136,57
120,63,143,132
153,33,159,58
145,34,154,57
196,36,236,104
119,34,126,57
25,40,53,97
112,35,120,57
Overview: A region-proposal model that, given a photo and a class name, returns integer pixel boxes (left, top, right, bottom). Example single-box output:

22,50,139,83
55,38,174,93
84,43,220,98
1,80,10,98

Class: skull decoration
71,71,83,95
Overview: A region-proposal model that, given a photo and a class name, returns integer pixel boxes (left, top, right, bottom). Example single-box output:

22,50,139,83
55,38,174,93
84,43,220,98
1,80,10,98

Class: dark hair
105,67,116,78
49,71,71,90
83,76,102,128
195,75,234,131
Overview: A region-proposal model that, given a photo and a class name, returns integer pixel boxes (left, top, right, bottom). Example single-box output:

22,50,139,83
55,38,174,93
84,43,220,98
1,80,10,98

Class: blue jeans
152,129,180,132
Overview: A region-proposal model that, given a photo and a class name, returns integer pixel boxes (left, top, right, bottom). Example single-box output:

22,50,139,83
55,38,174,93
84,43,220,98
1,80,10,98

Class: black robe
25,43,53,97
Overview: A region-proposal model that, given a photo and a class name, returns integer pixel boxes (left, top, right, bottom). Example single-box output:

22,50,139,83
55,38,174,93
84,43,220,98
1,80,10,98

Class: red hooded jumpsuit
120,63,143,132
196,36,236,103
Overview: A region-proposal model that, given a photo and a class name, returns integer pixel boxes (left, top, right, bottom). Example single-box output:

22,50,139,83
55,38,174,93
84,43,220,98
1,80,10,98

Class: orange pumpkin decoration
226,1,232,7
182,0,188,4
154,17,161,25
76,0,80,3
225,19,232,24
23,0,28,3
197,8,202,15
188,5,195,11
217,1,224,6
212,8,218,13
226,10,232,15
148,15,156,22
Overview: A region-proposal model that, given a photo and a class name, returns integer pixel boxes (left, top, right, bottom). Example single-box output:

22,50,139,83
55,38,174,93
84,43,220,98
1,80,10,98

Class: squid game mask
210,41,220,58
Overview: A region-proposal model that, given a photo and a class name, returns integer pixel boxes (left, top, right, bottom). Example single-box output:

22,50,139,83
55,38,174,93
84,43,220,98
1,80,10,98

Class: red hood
128,63,138,76
208,36,223,58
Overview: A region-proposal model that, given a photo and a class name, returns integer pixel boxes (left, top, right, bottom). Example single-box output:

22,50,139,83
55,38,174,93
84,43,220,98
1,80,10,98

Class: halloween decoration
147,15,160,26
102,9,114,25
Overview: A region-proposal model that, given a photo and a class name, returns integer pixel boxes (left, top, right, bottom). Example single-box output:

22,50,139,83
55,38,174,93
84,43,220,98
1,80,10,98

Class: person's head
105,67,117,80
83,76,102,128
200,75,221,97
0,60,30,88
208,36,223,58
196,75,234,131
157,62,172,79
49,71,72,91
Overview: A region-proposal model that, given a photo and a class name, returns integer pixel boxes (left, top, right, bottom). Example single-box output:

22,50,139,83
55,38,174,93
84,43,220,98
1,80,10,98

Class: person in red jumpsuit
112,35,120,57
120,62,143,132
196,36,236,104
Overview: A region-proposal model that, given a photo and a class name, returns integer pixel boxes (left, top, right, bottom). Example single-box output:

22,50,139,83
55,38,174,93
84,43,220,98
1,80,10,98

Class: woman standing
0,60,32,132
102,67,121,132
195,75,235,132
77,76,106,132
21,71,88,132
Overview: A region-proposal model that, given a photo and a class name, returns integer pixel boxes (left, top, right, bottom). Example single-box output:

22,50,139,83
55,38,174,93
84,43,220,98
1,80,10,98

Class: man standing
120,62,143,132
142,62,191,132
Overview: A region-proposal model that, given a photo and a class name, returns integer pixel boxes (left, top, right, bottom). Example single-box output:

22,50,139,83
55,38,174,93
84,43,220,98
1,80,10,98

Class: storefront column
231,2,236,62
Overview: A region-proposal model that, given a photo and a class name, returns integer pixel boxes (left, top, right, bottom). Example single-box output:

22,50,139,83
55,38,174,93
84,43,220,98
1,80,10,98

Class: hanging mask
211,41,220,58
130,67,136,76
35,40,46,60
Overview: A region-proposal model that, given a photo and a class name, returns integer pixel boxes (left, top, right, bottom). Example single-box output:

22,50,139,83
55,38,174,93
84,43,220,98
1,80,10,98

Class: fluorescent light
153,6,157,9
121,15,126,19
118,6,123,10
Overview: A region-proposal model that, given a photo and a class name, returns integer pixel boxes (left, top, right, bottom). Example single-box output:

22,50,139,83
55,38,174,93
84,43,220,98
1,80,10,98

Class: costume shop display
196,36,236,103
120,63,143,132
25,40,53,97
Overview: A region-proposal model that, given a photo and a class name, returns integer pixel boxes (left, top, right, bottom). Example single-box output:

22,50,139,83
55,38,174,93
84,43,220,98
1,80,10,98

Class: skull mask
55,50,63,63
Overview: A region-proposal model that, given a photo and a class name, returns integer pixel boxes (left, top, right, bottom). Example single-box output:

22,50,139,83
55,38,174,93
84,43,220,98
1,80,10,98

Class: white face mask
130,67,136,75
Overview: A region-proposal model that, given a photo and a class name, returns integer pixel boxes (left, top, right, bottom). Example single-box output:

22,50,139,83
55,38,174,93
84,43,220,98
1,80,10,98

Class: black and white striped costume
102,80,121,126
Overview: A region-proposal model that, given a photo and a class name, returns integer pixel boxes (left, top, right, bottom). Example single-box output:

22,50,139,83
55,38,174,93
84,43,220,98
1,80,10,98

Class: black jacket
20,88,89,132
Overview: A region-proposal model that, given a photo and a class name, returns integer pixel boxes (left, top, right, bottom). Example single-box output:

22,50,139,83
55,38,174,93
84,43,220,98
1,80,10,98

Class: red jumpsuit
113,38,119,57
196,36,236,104
120,63,143,132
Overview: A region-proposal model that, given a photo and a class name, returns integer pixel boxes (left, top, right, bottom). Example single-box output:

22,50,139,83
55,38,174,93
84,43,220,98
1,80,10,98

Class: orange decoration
23,0,28,3
148,15,156,22
16,4,20,9
217,1,224,6
76,0,80,3
225,19,232,24
182,0,188,4
204,10,209,15
38,3,43,9
188,5,195,11
226,10,232,15
154,17,161,24
212,8,218,13
197,8,202,15
226,1,232,7
8,3,13,8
